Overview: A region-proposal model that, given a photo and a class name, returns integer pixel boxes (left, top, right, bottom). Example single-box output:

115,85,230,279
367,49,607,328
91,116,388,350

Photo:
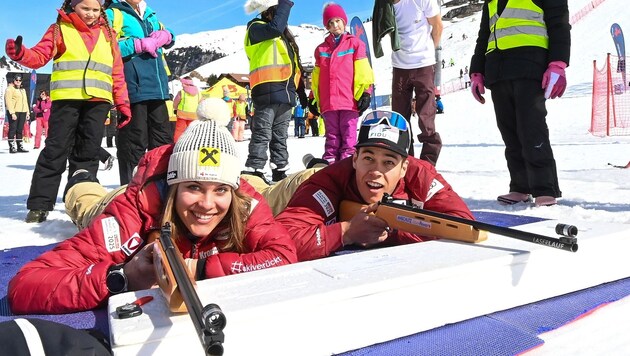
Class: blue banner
29,69,37,109
611,23,626,90
349,16,376,110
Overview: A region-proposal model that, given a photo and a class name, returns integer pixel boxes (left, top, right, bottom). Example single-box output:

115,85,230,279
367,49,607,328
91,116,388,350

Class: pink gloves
542,61,567,99
117,105,132,129
134,37,159,57
149,30,172,48
470,73,486,104
5,35,24,60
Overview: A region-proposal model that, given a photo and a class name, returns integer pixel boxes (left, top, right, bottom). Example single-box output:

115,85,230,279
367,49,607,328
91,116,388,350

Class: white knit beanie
244,0,278,15
167,98,241,188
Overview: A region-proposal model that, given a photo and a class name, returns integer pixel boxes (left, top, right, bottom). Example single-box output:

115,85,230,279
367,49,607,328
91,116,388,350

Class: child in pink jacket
32,90,52,149
311,2,374,163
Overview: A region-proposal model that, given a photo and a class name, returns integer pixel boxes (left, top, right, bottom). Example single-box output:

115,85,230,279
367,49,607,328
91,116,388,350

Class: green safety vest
486,0,548,53
176,91,200,120
244,20,300,89
50,22,113,102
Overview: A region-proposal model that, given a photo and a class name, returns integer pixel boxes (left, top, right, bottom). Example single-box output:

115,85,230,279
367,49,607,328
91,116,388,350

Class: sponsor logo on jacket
313,189,335,217
230,256,282,273
102,217,121,252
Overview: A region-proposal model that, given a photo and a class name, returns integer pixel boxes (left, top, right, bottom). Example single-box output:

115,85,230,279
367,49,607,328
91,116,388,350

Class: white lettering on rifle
396,215,431,230
532,238,564,249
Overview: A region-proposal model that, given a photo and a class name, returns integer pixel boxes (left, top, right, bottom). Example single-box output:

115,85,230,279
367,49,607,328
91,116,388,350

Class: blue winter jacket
105,0,175,104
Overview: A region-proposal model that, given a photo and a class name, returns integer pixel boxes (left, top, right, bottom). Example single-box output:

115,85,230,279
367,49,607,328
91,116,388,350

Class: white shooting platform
109,218,630,355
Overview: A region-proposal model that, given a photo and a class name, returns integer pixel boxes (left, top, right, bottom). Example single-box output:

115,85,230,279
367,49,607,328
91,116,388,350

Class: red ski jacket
276,157,474,261
8,145,296,314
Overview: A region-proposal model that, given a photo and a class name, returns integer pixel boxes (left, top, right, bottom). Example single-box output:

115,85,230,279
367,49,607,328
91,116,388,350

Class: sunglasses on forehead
361,110,409,131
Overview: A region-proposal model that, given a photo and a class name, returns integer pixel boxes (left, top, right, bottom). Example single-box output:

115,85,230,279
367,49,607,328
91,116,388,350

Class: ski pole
380,196,578,252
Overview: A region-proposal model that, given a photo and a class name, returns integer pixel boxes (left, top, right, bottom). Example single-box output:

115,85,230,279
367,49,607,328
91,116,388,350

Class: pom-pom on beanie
167,98,241,189
244,0,279,15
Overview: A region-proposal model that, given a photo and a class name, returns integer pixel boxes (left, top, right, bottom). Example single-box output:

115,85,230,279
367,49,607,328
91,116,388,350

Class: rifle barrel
380,202,578,252
160,223,225,355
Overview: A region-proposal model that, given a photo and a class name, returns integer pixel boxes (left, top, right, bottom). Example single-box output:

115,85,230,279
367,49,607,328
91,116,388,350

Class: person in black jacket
243,0,307,182
469,0,571,207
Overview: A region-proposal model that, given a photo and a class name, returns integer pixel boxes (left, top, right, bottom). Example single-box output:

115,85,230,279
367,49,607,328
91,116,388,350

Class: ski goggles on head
357,109,411,157
360,110,409,132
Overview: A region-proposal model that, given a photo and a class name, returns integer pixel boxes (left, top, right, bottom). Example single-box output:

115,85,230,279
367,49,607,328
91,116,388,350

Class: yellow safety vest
176,91,200,120
486,0,548,53
244,20,301,89
50,22,114,102
234,100,248,120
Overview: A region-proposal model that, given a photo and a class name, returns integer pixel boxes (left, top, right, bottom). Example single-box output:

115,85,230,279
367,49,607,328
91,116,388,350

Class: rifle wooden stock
154,225,196,313
341,199,578,252
340,201,487,243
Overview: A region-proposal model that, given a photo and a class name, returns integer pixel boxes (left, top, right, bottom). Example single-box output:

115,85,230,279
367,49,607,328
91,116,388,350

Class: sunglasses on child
361,110,409,132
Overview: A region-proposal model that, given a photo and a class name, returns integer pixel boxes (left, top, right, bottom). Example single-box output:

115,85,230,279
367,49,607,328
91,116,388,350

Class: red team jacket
276,157,474,261
8,145,296,314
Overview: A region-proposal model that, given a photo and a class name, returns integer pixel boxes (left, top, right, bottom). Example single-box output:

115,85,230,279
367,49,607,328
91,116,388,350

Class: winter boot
8,140,17,154
497,192,531,205
534,196,557,207
241,168,272,186
270,163,289,183
25,210,49,223
16,140,29,153
63,169,99,203
302,154,330,169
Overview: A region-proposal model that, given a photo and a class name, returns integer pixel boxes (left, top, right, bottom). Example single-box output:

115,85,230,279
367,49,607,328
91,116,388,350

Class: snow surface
0,0,628,253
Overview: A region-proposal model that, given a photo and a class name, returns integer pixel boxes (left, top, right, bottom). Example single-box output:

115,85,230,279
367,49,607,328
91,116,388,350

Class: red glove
5,36,24,61
149,30,172,48
117,105,132,129
470,73,485,104
542,61,567,99
133,37,159,57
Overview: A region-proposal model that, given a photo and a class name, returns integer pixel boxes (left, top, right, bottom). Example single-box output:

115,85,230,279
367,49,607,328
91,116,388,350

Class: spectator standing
373,0,443,165
292,103,306,138
4,73,30,153
172,76,201,142
312,2,374,163
5,0,131,223
307,91,320,137
436,94,444,113
32,90,52,149
469,0,571,207
232,93,249,141
243,0,307,182
105,0,175,185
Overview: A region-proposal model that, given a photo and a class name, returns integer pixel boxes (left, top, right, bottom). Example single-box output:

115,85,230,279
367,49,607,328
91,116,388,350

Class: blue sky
1,1,372,69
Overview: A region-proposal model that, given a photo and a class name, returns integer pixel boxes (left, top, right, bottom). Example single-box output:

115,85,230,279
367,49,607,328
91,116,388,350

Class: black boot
9,140,17,154
17,140,29,153
25,210,49,223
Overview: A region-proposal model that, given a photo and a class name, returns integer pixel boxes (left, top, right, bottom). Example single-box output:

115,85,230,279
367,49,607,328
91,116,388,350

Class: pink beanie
323,3,347,27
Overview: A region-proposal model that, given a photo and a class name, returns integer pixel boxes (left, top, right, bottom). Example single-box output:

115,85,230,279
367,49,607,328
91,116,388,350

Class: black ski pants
7,111,27,140
27,100,110,211
489,79,561,198
116,100,171,185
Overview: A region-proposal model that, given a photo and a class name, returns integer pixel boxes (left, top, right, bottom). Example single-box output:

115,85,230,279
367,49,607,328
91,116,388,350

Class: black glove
357,92,371,114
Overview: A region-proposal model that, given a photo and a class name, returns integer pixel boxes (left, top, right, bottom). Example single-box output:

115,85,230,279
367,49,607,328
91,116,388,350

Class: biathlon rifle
339,195,578,253
155,222,227,355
